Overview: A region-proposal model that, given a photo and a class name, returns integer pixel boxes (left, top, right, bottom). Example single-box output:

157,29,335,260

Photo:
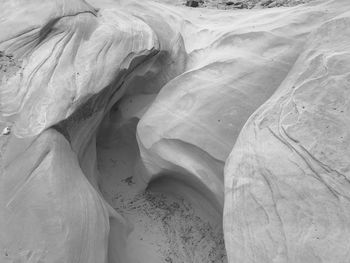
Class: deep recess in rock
96,105,227,262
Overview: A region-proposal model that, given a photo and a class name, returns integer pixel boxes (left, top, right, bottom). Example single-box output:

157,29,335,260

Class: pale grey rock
224,9,350,263
0,0,350,262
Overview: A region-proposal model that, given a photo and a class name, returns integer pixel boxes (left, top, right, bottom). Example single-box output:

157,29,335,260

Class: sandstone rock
224,5,350,263
1,0,350,262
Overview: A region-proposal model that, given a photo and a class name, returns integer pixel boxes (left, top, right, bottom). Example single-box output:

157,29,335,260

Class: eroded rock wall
1,0,350,262
224,12,350,263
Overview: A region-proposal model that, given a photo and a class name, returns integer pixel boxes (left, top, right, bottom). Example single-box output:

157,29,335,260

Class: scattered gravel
113,190,227,263
0,51,22,80
185,0,313,9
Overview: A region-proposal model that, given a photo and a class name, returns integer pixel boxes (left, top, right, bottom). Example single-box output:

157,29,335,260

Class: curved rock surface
224,12,350,262
1,0,350,262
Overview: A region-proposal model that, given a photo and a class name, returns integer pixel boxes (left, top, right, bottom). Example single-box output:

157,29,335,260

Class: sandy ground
97,113,227,263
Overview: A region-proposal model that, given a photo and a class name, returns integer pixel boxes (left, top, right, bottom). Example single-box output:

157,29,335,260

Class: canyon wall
1,0,350,262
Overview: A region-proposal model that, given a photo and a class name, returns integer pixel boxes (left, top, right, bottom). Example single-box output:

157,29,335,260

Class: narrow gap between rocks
96,102,228,263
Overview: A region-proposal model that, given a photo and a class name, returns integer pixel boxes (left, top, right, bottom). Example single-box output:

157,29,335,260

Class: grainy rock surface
1,0,350,263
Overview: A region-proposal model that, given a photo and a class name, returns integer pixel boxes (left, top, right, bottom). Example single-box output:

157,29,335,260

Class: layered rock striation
1,0,350,262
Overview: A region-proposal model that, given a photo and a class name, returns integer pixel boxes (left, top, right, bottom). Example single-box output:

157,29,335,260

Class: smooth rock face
1,0,350,262
224,13,350,263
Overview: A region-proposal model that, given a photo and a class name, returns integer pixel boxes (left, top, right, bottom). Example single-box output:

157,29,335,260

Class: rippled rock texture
1,0,350,262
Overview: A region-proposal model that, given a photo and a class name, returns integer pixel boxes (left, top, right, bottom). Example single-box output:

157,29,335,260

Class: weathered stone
0,1,349,263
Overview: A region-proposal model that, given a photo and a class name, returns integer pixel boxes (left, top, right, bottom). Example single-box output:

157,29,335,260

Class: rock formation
1,0,350,262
